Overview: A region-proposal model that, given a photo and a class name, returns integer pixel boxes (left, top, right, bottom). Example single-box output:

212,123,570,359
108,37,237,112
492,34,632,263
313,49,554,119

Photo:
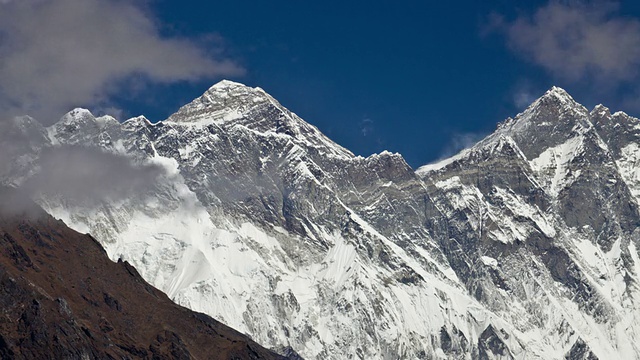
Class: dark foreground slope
0,190,286,360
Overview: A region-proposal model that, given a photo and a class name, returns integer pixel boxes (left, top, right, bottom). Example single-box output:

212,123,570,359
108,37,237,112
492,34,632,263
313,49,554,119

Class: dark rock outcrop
0,189,286,360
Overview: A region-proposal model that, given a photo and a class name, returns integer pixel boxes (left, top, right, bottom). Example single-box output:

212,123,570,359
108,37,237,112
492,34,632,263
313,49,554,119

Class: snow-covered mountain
3,81,640,359
0,188,285,360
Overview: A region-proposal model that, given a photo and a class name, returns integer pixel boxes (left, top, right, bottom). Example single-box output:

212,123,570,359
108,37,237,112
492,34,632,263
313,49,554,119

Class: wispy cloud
497,2,640,84
360,118,374,137
437,132,487,160
0,0,245,123
512,82,539,109
92,106,126,121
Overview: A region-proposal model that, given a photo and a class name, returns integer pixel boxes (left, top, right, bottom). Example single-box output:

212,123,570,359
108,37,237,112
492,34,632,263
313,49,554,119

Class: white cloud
438,132,487,160
93,106,125,121
512,84,538,109
23,145,168,203
0,0,244,123
501,2,640,83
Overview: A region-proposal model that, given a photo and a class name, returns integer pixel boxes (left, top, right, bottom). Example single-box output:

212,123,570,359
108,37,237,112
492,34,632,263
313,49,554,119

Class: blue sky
2,1,640,167
139,1,539,166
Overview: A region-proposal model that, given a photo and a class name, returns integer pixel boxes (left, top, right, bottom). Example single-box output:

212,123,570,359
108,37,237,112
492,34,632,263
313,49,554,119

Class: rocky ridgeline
3,82,640,359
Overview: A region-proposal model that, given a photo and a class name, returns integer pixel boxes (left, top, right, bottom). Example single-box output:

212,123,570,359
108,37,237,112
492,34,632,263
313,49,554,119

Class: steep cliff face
417,87,640,359
4,82,640,359
0,188,285,360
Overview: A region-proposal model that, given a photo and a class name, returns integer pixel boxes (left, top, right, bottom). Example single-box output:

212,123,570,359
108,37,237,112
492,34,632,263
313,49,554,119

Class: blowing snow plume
0,0,244,123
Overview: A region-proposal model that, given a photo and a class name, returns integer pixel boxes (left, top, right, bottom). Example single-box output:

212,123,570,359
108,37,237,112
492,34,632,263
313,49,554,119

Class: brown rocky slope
0,189,287,360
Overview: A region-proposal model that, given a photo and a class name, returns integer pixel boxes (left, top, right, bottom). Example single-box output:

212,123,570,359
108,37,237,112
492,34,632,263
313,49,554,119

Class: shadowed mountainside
0,188,288,360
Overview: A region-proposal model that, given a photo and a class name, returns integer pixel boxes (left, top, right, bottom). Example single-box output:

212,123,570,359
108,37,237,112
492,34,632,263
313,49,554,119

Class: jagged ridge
3,82,640,359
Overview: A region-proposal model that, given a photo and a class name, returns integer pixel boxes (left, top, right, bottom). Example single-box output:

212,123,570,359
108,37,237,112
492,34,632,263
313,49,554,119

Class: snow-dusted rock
4,82,640,359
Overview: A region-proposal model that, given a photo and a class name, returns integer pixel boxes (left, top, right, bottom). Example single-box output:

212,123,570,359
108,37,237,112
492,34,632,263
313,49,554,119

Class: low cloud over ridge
23,145,168,204
0,0,244,123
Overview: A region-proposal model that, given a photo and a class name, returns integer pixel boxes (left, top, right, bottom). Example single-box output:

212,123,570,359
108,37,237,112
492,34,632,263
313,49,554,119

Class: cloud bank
500,2,640,84
23,146,167,203
0,0,244,123
1,144,169,216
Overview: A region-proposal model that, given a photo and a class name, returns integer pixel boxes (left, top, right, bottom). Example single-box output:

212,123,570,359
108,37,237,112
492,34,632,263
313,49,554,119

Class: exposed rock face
3,81,640,359
0,188,285,360
417,88,640,359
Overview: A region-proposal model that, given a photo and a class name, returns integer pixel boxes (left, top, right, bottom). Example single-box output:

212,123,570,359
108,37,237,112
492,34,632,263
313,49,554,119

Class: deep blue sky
109,1,640,168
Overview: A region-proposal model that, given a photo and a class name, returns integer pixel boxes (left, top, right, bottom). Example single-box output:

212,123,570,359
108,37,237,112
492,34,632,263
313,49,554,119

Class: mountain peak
59,108,94,123
546,85,571,97
121,115,152,131
445,86,589,162
164,80,354,159
201,79,263,103
53,108,120,131
209,79,249,90
165,80,265,125
533,86,578,108
513,86,587,126
590,104,612,124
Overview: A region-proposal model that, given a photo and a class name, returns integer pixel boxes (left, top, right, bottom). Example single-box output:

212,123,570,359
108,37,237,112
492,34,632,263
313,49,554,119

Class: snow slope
4,82,640,359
